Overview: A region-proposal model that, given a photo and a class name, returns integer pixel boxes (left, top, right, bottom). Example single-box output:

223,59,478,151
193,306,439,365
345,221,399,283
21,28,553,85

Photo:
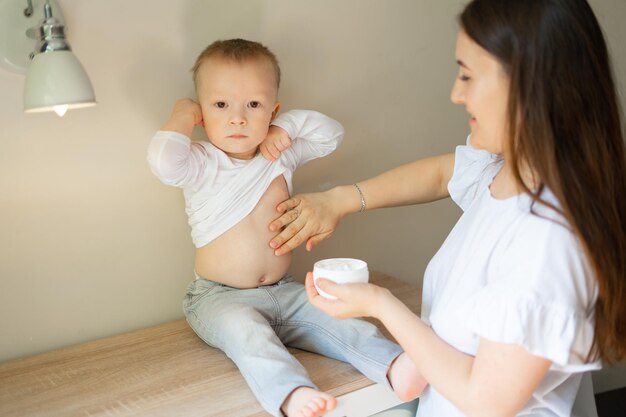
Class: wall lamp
0,0,96,117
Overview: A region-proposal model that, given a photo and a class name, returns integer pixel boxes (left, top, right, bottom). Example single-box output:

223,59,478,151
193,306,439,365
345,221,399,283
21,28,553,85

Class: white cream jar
312,258,369,300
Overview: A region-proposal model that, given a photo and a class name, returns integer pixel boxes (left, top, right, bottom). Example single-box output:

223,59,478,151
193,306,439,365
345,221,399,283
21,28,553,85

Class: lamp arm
24,0,34,17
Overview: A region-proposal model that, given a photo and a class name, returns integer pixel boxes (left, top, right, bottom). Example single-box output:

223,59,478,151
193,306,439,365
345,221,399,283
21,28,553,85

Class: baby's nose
229,115,246,125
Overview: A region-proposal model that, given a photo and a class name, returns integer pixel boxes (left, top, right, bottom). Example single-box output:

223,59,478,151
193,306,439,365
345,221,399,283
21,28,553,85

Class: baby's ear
271,102,281,121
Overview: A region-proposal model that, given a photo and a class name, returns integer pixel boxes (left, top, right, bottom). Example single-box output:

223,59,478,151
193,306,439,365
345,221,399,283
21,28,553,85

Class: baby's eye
215,101,227,109
459,74,471,82
248,101,261,109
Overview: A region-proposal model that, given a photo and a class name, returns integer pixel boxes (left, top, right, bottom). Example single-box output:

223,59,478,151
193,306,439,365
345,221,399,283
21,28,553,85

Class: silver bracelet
353,183,366,212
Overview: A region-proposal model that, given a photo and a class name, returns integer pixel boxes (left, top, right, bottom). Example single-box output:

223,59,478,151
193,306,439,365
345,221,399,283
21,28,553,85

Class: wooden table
0,272,421,417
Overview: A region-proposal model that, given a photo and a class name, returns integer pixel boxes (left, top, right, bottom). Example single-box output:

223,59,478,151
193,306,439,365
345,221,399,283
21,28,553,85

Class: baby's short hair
191,38,281,89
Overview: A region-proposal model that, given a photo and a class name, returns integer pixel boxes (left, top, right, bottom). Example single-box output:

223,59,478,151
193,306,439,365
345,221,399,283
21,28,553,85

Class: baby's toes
311,398,325,411
304,406,317,417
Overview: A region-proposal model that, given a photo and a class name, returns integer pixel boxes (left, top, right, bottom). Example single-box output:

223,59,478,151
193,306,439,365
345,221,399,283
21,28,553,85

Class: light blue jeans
183,275,403,417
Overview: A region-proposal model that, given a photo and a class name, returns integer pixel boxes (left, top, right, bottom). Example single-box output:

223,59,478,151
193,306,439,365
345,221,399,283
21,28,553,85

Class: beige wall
1,0,624,391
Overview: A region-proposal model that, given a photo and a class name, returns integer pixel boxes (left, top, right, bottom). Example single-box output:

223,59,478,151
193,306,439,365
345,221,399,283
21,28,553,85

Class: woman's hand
268,189,346,255
304,272,390,319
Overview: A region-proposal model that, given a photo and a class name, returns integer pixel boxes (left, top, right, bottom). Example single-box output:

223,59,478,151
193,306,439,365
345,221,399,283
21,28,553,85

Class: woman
268,0,626,416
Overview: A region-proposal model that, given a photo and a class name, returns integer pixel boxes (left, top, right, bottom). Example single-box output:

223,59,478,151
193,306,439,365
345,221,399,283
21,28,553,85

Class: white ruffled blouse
417,136,601,417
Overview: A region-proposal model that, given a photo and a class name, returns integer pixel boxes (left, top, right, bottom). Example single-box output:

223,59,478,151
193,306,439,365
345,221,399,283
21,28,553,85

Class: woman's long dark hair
460,0,626,363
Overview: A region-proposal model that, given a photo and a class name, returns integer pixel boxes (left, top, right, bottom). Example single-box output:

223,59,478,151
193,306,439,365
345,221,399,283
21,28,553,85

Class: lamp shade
23,50,96,113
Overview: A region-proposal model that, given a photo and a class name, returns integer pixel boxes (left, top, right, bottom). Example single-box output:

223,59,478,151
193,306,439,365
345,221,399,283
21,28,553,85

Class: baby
147,39,421,417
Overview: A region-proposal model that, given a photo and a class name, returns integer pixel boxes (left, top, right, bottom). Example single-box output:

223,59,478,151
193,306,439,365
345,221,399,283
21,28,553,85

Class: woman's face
450,30,510,155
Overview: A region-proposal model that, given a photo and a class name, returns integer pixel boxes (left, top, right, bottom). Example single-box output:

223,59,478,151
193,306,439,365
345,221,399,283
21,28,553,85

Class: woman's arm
345,152,455,210
269,152,456,254
308,275,552,417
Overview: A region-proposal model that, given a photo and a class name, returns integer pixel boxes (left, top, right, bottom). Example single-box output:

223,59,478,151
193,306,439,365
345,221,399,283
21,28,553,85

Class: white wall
1,0,624,392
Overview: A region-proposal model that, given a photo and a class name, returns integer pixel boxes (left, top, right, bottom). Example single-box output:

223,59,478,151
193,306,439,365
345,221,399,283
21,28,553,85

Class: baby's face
196,56,280,160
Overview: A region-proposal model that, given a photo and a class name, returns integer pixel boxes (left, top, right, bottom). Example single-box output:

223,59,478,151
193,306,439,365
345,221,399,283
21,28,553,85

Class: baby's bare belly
194,176,292,288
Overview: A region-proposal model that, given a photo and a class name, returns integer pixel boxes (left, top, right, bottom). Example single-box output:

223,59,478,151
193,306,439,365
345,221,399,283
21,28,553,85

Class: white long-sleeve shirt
147,110,344,248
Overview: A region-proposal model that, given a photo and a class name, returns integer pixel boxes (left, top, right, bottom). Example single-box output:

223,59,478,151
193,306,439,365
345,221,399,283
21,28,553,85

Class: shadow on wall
120,35,193,127
185,0,264,57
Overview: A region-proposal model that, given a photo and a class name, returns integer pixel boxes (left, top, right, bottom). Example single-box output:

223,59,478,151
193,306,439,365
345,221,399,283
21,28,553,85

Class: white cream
315,258,367,271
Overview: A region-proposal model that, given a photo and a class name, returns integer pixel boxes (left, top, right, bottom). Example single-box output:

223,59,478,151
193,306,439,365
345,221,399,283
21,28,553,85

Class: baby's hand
260,125,292,161
160,98,204,138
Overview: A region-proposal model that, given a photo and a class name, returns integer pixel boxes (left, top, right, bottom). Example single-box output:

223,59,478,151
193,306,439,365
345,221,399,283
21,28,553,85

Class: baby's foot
281,386,337,417
387,352,427,401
